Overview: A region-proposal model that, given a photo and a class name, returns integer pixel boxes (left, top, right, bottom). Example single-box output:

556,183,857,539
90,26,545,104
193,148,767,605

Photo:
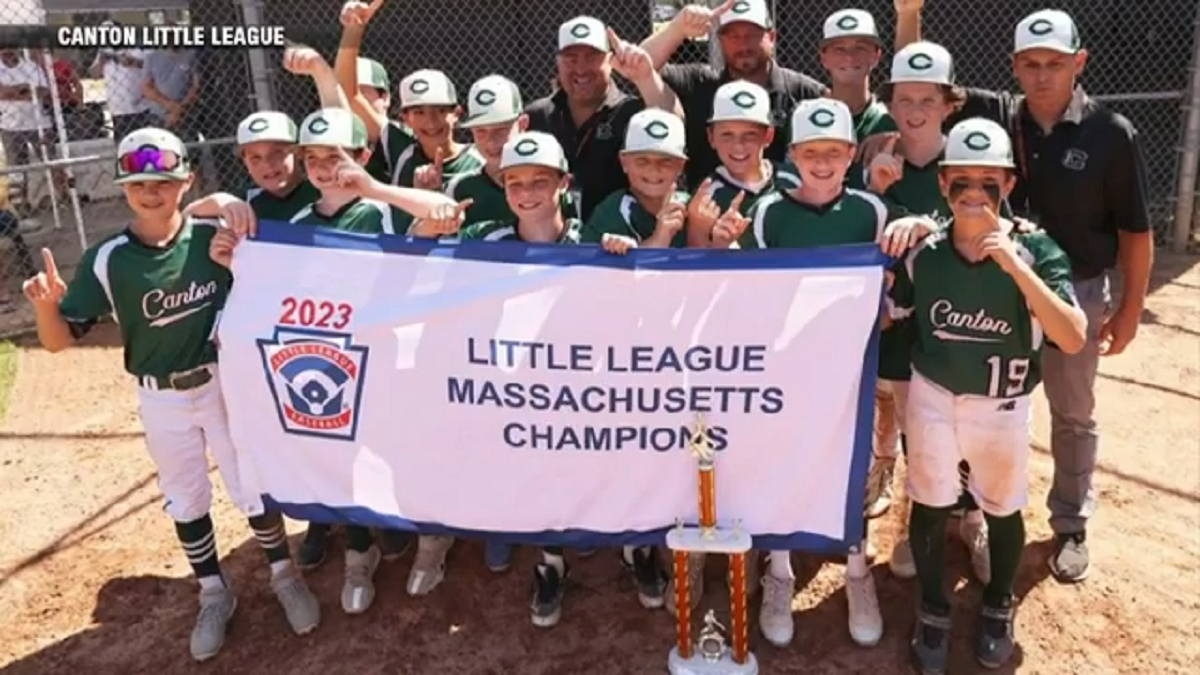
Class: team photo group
20,0,1152,673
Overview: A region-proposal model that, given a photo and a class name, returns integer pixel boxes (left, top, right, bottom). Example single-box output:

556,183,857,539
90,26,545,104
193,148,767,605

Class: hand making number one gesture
23,248,66,307
675,0,737,40
414,148,446,191
606,27,654,84
340,0,386,27
710,191,749,249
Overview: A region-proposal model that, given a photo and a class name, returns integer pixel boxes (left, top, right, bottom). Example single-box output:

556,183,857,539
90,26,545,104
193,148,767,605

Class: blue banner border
250,220,886,554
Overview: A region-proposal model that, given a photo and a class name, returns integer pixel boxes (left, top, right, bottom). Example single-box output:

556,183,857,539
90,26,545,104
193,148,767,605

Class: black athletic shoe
909,604,952,675
975,600,1016,669
297,523,330,570
1049,531,1090,583
622,546,668,610
530,562,568,628
377,529,414,562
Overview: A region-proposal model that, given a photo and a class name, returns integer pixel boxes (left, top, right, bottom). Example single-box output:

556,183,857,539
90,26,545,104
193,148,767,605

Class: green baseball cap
941,118,1015,168
237,111,298,145
357,57,390,91
461,74,523,129
500,132,568,173
298,108,369,150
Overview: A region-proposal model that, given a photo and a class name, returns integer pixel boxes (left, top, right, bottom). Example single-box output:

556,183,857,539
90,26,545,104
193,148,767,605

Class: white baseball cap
399,69,458,109
357,57,390,91
622,109,687,159
709,80,771,126
719,0,771,31
500,132,569,173
299,108,369,150
790,98,855,146
1014,9,1081,55
889,41,955,86
114,127,190,183
822,9,879,44
237,111,298,145
558,16,609,53
941,118,1015,168
461,75,524,129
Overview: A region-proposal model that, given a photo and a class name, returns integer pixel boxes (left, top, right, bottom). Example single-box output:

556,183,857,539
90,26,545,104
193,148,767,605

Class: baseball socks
908,502,953,674
621,545,668,609
248,511,319,635
531,547,568,628
341,526,381,614
976,511,1024,669
175,514,236,662
759,550,796,646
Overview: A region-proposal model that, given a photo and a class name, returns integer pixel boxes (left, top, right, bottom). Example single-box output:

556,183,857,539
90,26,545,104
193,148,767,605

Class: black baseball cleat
975,600,1016,669
297,523,331,570
909,604,952,675
530,562,568,628
622,546,668,609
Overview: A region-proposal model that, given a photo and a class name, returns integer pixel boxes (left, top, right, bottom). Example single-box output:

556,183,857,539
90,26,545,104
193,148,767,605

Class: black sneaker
530,562,567,628
975,600,1016,669
377,529,414,562
1049,532,1090,583
909,604,952,675
297,523,330,570
622,546,668,609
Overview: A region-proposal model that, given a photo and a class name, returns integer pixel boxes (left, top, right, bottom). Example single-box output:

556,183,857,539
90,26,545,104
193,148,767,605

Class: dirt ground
0,252,1197,675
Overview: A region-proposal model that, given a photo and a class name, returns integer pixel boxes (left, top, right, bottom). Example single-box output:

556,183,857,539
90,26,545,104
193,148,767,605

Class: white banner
218,223,885,551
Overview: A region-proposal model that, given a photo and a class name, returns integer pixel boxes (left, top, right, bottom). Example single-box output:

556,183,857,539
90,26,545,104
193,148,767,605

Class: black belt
138,367,213,391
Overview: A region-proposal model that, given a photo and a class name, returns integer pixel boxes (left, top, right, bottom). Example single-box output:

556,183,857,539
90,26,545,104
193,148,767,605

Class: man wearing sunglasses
21,127,321,661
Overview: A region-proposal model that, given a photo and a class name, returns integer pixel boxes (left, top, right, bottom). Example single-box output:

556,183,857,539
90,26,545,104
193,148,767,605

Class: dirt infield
0,253,1197,675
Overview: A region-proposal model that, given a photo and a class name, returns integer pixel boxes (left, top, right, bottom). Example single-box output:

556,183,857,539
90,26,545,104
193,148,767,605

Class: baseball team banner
219,222,885,552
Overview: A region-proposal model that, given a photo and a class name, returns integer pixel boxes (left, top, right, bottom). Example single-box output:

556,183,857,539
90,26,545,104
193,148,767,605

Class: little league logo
258,328,369,441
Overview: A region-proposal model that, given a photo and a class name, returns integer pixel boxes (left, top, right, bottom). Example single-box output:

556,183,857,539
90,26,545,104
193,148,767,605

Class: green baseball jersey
580,190,690,248
707,162,801,215
288,197,409,234
367,120,485,187
889,223,1077,398
459,218,584,243
742,188,899,249
245,180,320,222
854,98,897,142
59,218,231,379
445,168,580,226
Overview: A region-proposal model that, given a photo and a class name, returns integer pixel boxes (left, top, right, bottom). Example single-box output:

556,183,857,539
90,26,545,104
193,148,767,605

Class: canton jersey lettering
58,218,231,378
580,190,691,248
889,225,1077,397
367,120,486,187
288,197,408,234
743,188,897,249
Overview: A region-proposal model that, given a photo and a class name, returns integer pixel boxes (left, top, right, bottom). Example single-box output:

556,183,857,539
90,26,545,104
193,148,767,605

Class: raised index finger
41,248,60,280
713,0,737,19
726,190,746,214
883,135,898,155
605,27,624,50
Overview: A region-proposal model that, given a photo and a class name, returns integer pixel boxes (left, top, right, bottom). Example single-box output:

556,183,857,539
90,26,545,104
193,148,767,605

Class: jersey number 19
986,355,1030,398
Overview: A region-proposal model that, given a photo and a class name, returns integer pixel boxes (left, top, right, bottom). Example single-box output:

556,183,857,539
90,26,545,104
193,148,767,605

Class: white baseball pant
137,364,264,522
905,370,1031,517
874,378,910,458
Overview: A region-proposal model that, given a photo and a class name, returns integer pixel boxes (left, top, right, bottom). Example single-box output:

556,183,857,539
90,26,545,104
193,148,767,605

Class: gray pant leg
1042,275,1111,535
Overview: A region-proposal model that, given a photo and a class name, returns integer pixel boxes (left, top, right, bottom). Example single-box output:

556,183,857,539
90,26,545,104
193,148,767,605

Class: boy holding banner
740,97,936,649
446,74,531,226
888,118,1085,672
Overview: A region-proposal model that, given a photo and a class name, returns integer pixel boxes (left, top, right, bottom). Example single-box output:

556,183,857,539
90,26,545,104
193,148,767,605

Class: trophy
666,415,758,674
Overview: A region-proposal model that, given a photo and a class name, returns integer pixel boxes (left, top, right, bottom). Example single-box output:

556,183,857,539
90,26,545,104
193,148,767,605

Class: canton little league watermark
54,24,287,49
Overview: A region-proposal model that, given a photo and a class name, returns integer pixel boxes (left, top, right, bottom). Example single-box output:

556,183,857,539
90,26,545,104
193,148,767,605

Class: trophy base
668,647,759,675
666,527,753,555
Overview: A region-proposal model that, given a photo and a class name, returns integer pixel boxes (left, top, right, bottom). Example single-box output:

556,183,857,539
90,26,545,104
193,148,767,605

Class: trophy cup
666,415,758,675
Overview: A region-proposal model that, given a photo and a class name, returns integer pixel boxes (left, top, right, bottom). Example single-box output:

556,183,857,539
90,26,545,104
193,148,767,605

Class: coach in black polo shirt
526,16,681,221
944,10,1153,585
639,0,826,189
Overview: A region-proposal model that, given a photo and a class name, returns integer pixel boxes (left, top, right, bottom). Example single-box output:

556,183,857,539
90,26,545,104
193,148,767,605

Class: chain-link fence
0,0,1197,336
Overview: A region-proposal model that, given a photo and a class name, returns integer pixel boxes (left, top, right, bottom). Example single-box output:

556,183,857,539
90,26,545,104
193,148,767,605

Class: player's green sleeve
1024,231,1078,305
59,248,113,324
366,120,415,184
457,220,497,241
579,197,620,244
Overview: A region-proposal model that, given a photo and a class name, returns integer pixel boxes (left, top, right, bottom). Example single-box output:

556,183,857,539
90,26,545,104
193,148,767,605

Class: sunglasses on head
117,145,185,176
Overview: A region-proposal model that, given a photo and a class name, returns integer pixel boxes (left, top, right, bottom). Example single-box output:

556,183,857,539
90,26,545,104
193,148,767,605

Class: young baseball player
209,106,461,615
446,74,531,226
685,80,800,249
357,56,391,117
819,9,896,142
862,41,999,588
335,1,484,189
891,118,1086,673
742,97,936,649
22,127,321,662
411,131,584,628
580,108,690,253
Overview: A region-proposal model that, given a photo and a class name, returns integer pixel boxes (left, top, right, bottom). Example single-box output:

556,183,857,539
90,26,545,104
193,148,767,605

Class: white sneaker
845,571,883,646
864,457,896,519
341,546,382,614
271,566,321,635
758,573,795,647
959,516,991,585
407,535,454,596
190,584,237,662
890,538,917,579
666,551,705,618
